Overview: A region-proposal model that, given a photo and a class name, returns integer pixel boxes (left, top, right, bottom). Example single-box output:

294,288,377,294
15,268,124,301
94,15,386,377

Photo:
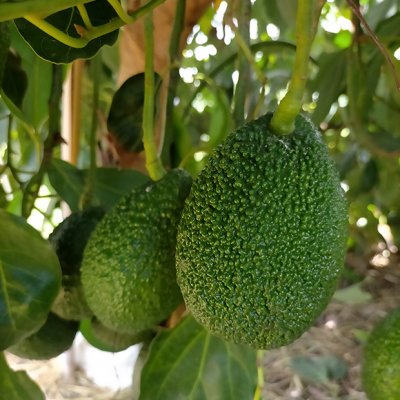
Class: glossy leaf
107,73,161,153
0,210,61,350
139,316,257,400
14,1,119,64
47,159,150,211
0,352,45,400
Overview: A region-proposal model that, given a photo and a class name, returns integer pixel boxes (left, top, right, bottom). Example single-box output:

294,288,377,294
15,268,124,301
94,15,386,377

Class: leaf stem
24,15,88,48
252,349,265,400
0,0,95,22
232,0,251,127
106,0,134,25
270,0,321,135
77,4,93,29
22,0,166,49
143,12,166,180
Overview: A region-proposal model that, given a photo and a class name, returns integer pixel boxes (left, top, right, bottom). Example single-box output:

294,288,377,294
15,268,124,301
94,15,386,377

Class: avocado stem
270,0,323,135
143,12,167,181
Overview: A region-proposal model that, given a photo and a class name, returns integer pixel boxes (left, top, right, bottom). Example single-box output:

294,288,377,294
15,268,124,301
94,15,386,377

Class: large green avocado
176,113,348,349
81,169,192,333
362,308,400,400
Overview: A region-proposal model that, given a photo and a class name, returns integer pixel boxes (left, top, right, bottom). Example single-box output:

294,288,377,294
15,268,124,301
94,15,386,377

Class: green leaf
290,355,348,384
47,159,151,211
2,50,28,108
107,73,161,153
9,23,51,129
333,283,372,305
139,316,257,400
0,21,10,86
0,210,61,350
14,1,119,64
309,50,347,124
0,352,45,400
368,130,400,156
359,159,379,193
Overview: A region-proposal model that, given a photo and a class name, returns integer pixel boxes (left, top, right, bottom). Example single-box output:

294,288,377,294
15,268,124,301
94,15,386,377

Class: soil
6,253,400,400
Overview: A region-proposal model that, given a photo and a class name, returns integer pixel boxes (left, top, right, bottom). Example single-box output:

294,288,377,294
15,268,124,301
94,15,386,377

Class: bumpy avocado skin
176,113,348,349
49,207,106,320
81,169,192,333
362,308,400,400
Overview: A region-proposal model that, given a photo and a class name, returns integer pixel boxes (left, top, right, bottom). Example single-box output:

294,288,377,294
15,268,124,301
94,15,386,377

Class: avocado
81,169,192,333
176,113,348,349
8,313,78,360
49,207,106,320
362,308,400,400
80,317,155,353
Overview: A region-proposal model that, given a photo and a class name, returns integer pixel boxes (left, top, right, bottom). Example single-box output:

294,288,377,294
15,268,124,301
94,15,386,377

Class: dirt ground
6,253,400,400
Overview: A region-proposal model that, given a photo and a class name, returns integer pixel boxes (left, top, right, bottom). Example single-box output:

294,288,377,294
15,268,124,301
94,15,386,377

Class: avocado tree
0,0,399,399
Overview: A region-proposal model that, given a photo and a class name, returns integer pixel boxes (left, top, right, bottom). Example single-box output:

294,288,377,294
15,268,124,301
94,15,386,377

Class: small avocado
81,169,192,333
362,308,400,400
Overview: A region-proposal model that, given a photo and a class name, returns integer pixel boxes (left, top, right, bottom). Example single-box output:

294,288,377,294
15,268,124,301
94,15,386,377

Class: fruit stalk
270,0,322,135
143,12,167,180
232,0,251,127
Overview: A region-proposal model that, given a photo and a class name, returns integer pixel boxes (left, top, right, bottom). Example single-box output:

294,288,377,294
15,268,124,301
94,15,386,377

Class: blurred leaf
290,355,348,384
107,73,161,153
47,159,150,211
366,0,399,30
0,353,45,400
9,23,51,129
368,130,400,155
139,315,257,400
208,88,232,148
333,283,372,305
0,89,35,134
0,22,10,86
262,0,296,31
0,184,7,208
309,51,347,124
359,159,379,193
14,1,119,64
337,144,358,179
375,12,400,38
0,210,61,350
2,50,28,108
